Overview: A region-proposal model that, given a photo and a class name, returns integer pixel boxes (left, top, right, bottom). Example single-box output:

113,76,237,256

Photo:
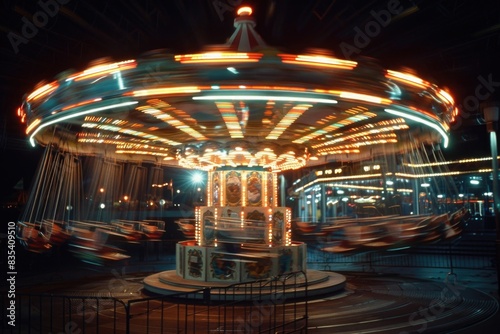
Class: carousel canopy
18,6,457,172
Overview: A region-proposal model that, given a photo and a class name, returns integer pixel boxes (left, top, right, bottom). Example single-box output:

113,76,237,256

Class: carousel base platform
143,269,346,300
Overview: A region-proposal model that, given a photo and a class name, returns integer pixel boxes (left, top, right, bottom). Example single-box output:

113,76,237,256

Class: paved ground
8,267,499,333
4,239,498,334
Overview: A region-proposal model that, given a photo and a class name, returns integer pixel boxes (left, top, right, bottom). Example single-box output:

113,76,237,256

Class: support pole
482,102,500,293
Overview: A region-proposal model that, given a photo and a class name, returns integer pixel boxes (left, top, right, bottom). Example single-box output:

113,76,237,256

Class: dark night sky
1,0,499,202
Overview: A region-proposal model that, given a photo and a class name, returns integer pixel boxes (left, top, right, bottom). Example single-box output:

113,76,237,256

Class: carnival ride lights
18,5,456,173
15,6,465,266
290,143,481,253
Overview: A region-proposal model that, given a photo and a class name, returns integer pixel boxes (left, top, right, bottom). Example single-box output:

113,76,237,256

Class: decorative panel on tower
201,208,215,246
267,172,275,206
211,170,221,206
207,249,241,282
246,171,262,207
225,170,242,206
184,245,206,281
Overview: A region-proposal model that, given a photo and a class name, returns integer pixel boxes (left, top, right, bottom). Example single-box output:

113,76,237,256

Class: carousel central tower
172,166,305,284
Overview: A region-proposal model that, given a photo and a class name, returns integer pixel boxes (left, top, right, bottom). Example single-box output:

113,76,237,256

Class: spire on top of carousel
225,6,267,51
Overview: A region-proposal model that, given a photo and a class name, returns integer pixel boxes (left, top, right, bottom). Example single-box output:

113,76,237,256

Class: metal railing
2,271,308,334
2,294,128,334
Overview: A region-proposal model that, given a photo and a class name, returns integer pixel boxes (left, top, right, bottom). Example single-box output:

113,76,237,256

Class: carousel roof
18,6,456,172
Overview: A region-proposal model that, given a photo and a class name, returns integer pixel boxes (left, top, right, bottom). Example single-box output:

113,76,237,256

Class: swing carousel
16,6,465,292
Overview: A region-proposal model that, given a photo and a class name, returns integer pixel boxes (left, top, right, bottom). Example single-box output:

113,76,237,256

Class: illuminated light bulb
29,101,139,147
27,81,59,101
193,95,338,104
237,6,252,16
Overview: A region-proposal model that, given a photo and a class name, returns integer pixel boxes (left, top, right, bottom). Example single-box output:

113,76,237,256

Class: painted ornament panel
225,171,242,206
247,171,262,206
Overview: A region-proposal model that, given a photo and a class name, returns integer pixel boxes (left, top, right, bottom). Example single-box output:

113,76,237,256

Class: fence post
203,287,211,305
125,301,131,334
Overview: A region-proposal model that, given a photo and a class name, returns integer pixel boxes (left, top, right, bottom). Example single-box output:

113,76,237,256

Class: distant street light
159,199,166,217
192,172,203,184
191,172,205,205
